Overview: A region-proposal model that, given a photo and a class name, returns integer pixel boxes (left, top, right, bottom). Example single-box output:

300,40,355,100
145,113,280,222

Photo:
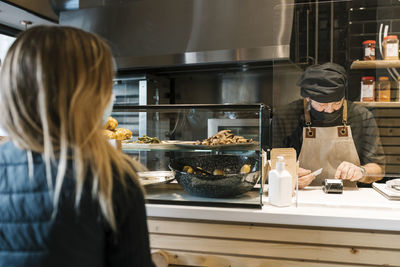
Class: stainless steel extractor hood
55,0,294,70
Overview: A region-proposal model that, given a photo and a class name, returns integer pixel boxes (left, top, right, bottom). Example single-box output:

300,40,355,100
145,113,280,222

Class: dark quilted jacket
0,141,154,267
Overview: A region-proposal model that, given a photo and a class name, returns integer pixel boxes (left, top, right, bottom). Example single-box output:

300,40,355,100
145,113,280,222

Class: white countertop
146,188,400,231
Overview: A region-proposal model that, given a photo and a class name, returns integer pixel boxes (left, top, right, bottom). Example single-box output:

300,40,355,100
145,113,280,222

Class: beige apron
298,99,359,187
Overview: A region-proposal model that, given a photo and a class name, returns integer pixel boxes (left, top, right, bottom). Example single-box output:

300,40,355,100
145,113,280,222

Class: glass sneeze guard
112,104,271,209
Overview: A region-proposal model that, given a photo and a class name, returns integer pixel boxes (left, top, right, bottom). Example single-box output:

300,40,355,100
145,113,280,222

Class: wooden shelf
351,60,400,69
354,101,400,107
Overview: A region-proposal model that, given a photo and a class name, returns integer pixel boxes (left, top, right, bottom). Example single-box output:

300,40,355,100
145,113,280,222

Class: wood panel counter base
147,188,400,266
148,218,400,267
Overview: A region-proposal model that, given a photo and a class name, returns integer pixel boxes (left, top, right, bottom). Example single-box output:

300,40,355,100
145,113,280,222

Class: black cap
297,62,347,103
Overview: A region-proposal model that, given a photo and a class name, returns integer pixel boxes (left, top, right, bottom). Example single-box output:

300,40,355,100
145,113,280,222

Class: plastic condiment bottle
360,76,375,102
362,40,376,60
268,156,292,207
383,35,399,60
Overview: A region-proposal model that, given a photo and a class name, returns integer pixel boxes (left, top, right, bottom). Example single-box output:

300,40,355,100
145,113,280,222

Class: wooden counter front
147,188,400,266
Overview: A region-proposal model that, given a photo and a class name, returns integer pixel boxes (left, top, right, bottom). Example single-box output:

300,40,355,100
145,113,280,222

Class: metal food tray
137,171,175,186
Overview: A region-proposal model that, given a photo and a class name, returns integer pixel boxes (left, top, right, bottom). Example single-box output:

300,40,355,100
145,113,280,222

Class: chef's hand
298,167,315,189
335,161,363,181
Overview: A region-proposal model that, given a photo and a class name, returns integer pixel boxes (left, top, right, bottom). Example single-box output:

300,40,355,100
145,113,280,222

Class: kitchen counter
147,187,400,231
147,187,400,266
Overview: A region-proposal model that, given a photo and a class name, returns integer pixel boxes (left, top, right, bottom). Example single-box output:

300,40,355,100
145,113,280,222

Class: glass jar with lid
383,35,399,60
377,76,391,102
360,76,375,102
362,40,376,60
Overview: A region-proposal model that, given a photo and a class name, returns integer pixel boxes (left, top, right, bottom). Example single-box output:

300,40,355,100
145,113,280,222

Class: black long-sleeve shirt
272,99,385,167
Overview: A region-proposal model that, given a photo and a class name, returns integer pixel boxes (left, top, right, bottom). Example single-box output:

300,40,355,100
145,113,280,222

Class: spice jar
383,35,399,60
377,76,391,102
360,76,375,102
362,40,376,60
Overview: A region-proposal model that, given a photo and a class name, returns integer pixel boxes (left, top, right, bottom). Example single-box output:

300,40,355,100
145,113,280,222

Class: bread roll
103,129,116,139
105,116,118,131
114,128,132,140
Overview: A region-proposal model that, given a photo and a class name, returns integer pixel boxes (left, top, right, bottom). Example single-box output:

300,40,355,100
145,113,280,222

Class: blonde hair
0,25,141,230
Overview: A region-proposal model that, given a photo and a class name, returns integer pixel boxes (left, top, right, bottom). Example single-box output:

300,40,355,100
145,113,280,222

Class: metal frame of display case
113,104,271,209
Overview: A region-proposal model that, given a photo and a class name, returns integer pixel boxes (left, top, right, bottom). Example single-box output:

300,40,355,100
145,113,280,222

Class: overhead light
359,7,365,10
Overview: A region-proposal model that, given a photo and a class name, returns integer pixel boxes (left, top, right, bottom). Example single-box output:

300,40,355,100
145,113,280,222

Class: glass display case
112,104,271,208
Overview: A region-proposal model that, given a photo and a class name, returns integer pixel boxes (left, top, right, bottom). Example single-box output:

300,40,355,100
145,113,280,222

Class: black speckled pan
169,155,260,198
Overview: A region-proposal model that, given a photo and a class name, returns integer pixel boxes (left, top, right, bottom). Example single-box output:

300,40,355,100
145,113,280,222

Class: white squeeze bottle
268,156,292,207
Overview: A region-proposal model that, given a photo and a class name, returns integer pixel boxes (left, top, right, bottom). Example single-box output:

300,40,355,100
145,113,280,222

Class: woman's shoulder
0,141,33,165
0,141,19,162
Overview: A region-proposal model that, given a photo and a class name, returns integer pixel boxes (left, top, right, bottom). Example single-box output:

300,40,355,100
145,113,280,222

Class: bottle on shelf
377,76,391,102
383,35,399,60
362,40,376,61
360,76,375,102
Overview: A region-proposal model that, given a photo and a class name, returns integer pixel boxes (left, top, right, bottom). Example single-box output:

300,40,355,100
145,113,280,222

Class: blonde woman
0,26,154,267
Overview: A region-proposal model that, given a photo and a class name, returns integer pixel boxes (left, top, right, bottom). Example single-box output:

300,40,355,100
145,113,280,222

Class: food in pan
182,166,210,176
181,164,250,176
103,116,132,141
171,155,259,198
240,164,251,174
213,169,225,176
136,135,161,144
195,130,253,146
183,166,194,174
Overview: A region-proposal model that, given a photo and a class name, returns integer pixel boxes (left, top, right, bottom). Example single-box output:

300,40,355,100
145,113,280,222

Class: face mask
310,106,343,123
103,94,115,125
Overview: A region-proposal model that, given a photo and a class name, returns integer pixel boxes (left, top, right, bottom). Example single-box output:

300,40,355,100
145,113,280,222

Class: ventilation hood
54,0,294,70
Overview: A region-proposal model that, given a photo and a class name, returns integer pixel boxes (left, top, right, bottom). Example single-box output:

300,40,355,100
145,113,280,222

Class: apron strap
303,99,312,127
303,98,348,127
303,99,314,138
342,99,348,126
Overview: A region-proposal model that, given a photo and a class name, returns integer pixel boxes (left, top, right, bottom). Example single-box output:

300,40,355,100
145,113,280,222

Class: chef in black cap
272,62,385,188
